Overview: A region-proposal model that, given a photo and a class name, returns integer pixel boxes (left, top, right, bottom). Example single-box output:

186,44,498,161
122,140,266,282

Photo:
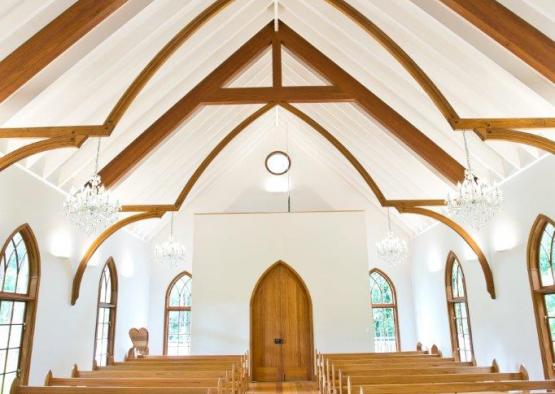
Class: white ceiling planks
0,0,552,239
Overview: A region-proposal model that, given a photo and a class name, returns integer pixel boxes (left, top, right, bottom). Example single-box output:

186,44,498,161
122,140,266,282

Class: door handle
273,338,284,345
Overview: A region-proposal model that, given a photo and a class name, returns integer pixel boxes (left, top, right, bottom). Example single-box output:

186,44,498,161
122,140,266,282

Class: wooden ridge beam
98,22,275,188
203,86,352,104
0,0,127,104
441,0,555,83
278,22,465,185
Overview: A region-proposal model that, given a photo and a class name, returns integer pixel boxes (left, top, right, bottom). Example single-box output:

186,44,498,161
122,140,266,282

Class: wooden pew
356,380,555,393
46,375,222,388
13,387,216,394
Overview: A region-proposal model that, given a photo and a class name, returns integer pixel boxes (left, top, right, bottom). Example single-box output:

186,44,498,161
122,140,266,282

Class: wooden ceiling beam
0,136,87,171
441,0,555,83
0,125,108,139
396,205,495,299
203,87,352,104
454,117,555,130
71,210,164,305
325,0,459,124
278,22,465,185
98,22,274,188
474,128,555,155
0,0,127,104
325,0,555,134
0,0,234,171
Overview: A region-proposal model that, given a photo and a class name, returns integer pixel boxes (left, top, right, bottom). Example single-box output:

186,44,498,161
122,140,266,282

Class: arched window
93,258,117,367
528,214,555,378
445,252,474,362
369,269,400,352
164,271,192,355
0,224,40,390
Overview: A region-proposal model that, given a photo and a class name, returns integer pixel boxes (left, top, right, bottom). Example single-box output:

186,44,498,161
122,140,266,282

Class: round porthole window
265,151,291,175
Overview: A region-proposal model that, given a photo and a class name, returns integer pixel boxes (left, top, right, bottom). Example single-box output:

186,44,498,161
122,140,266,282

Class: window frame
369,268,401,352
528,214,555,378
92,257,118,368
163,271,192,356
445,251,475,362
0,224,40,387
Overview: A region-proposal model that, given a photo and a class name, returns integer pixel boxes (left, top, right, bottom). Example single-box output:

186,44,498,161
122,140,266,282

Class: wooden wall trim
441,0,555,83
396,206,495,299
71,211,164,305
0,0,128,104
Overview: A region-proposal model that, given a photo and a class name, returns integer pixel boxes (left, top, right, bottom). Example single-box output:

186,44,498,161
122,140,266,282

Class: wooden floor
247,381,319,393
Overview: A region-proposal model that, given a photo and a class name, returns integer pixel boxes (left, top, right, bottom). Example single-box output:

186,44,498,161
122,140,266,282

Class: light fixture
376,209,408,266
154,213,186,266
446,131,503,230
265,150,291,175
64,138,121,234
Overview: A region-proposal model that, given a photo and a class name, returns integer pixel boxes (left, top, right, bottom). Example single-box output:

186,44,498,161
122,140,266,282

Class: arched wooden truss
70,99,495,303
1,1,553,173
3,1,550,303
325,0,555,146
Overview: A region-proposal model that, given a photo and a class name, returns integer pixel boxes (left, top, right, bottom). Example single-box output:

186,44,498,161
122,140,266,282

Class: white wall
191,211,372,354
0,166,151,384
410,156,555,379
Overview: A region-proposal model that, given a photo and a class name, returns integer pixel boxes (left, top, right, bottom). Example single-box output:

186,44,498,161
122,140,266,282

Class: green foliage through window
369,270,398,352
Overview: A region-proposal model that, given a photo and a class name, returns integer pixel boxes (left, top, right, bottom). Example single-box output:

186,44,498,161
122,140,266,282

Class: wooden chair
126,327,149,359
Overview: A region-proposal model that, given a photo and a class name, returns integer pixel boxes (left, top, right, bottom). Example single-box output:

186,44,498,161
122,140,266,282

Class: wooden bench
12,353,250,394
356,380,555,393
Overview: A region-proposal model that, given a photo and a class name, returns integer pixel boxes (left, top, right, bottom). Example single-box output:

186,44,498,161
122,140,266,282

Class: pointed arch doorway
250,261,314,382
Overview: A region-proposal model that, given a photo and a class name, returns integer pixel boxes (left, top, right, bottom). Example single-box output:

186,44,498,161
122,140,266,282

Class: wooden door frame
249,260,315,381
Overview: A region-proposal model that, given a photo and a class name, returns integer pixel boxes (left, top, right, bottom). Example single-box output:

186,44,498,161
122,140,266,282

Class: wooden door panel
251,262,313,382
281,266,311,381
251,265,282,381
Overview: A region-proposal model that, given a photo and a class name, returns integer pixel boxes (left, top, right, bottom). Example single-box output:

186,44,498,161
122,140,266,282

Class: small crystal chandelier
446,131,503,230
376,209,408,266
154,213,186,266
64,138,121,234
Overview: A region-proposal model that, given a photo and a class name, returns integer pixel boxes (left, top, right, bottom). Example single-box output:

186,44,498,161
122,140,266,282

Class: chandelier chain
462,131,473,173
95,138,101,174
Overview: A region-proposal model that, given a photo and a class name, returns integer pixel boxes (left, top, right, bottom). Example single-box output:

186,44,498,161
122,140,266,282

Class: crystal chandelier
376,209,408,266
64,138,121,234
446,131,503,230
154,213,186,266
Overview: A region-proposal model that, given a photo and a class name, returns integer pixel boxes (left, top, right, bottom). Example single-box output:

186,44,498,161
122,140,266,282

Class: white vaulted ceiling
0,0,553,239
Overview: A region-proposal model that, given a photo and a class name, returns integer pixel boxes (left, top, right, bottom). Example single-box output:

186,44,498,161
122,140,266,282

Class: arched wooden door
250,261,314,382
